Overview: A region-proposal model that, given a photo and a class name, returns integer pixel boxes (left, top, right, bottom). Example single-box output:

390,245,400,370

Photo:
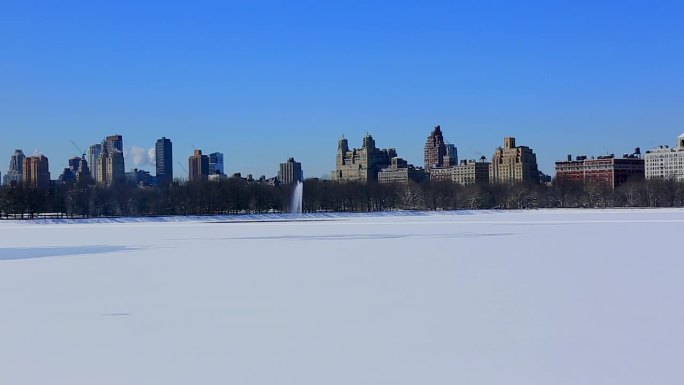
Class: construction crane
70,140,86,157
177,161,189,175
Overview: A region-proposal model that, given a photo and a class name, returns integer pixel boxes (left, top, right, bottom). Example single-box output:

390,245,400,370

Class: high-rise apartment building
3,149,25,186
155,137,173,185
188,150,209,182
332,134,397,182
96,136,125,185
105,135,123,153
278,157,303,184
107,151,125,184
89,144,102,180
490,137,539,184
22,155,50,190
69,155,90,181
644,134,684,181
97,151,125,185
68,156,81,172
209,152,224,175
95,152,107,185
445,144,458,167
58,155,90,185
424,125,447,171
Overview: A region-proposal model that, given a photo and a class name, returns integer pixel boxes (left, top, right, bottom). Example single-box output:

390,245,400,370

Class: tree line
2,177,684,219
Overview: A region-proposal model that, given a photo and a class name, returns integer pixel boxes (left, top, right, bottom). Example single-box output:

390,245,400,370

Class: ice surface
1,209,683,385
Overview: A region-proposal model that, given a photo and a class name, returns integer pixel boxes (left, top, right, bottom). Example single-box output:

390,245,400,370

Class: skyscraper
209,152,224,175
88,144,102,180
155,137,173,185
188,150,209,182
278,157,303,184
62,155,90,183
76,155,90,181
22,155,50,190
424,125,447,171
105,135,123,153
445,144,458,167
3,149,25,186
107,151,125,184
96,135,125,185
68,156,81,171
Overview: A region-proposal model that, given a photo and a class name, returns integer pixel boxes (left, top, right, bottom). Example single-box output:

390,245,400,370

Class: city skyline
4,128,684,184
2,1,683,178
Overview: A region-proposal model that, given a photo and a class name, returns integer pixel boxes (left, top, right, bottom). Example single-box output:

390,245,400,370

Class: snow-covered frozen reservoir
1,209,683,385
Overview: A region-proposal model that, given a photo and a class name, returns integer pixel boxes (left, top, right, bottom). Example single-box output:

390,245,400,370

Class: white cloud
147,147,156,165
127,146,156,168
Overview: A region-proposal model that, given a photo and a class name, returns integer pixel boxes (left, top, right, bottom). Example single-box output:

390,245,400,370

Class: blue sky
1,0,683,178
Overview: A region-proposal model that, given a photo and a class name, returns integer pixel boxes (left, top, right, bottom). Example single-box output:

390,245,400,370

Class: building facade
96,136,125,185
445,144,458,167
58,168,76,185
208,173,228,182
278,157,303,184
3,149,25,186
644,134,684,181
106,151,125,184
378,157,426,184
59,155,91,185
209,152,224,175
554,156,585,184
453,159,490,185
22,155,50,190
188,150,209,182
69,155,89,182
424,125,447,171
429,167,455,182
490,137,539,184
584,157,644,187
88,144,102,181
105,135,123,153
126,169,154,186
155,137,173,185
555,152,645,188
332,134,396,182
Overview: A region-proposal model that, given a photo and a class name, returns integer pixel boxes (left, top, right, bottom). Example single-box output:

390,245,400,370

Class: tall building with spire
155,137,173,185
332,134,397,182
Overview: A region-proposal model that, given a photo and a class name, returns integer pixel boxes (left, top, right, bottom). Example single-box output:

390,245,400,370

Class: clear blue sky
1,0,683,179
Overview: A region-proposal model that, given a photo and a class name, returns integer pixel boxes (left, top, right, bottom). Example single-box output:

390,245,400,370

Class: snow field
1,209,683,385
